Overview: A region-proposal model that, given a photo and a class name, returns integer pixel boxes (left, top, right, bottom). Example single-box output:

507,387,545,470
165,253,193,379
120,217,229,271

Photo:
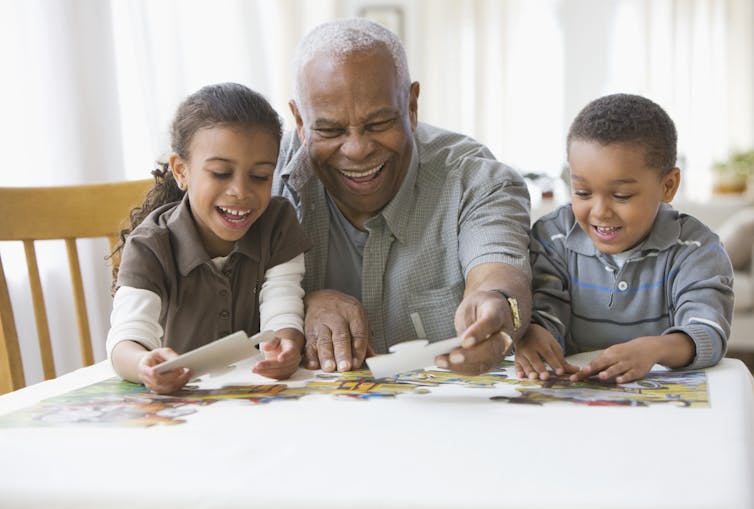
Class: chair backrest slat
23,240,56,380
0,256,24,393
0,179,152,395
65,238,94,367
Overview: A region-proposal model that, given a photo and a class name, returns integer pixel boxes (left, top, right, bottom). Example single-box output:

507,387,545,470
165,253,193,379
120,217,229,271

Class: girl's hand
514,324,579,380
253,328,304,380
137,347,192,394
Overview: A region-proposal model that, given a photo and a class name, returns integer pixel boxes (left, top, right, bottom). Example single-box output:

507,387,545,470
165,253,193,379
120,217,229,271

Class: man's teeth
218,206,250,217
340,164,383,178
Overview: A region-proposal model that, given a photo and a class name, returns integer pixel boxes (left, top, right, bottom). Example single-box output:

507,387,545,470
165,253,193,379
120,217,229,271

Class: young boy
515,93,734,383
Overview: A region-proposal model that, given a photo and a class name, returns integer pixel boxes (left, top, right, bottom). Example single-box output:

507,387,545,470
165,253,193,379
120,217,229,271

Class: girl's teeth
219,206,250,217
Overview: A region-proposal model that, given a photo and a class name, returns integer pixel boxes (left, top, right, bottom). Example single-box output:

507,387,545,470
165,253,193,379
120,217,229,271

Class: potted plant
713,149,754,194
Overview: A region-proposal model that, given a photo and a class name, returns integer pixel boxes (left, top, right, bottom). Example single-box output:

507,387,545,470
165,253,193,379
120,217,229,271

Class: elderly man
274,18,531,375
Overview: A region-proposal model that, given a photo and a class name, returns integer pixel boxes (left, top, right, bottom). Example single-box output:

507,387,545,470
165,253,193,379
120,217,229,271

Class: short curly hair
567,93,677,174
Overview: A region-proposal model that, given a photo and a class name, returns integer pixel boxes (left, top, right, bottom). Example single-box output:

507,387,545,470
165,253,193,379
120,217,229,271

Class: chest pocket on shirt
406,279,465,341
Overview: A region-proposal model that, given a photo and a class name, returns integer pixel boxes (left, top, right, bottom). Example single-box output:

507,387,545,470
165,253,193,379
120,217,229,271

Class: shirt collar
364,136,419,242
565,202,680,256
280,138,316,194
166,194,260,277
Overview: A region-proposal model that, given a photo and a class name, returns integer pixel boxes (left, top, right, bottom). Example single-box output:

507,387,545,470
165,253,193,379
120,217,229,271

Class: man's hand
434,263,531,376
303,289,372,372
253,328,304,380
434,289,513,375
514,323,578,380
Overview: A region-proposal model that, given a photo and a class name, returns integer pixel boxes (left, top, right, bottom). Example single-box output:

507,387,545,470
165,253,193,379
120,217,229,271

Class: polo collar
364,136,419,243
166,194,261,277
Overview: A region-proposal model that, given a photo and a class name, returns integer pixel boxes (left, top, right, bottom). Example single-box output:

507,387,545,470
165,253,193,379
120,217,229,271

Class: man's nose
339,131,372,161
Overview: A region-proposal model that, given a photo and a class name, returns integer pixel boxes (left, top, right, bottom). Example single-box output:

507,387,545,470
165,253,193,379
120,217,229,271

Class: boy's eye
613,194,633,201
251,174,271,183
573,190,591,198
210,171,231,179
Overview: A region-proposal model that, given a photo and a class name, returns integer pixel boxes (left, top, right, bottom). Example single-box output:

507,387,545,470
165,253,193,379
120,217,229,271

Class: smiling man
273,18,532,375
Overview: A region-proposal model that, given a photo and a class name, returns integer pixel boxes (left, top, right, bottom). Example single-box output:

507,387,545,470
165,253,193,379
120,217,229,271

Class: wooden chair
0,179,152,394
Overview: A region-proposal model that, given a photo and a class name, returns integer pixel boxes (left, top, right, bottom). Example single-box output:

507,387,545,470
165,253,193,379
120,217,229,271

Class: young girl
107,83,311,394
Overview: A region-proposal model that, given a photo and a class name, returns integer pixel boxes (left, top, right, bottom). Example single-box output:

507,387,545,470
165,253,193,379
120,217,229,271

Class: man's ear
408,81,420,131
169,153,188,190
289,100,306,145
662,167,681,202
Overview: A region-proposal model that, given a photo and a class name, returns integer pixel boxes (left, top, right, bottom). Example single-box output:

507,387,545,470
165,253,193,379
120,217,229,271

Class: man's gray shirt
273,122,531,353
324,192,367,301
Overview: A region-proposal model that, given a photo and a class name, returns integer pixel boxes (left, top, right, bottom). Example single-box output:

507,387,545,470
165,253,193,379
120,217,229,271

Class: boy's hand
514,324,578,380
570,337,661,384
253,328,304,380
571,333,695,384
137,347,192,394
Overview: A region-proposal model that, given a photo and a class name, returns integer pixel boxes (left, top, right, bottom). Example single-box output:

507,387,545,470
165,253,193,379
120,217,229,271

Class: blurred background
1,0,753,382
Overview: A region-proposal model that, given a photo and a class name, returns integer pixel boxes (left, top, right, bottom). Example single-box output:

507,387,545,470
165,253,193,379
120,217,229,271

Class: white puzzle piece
366,332,513,379
154,330,274,378
367,337,462,379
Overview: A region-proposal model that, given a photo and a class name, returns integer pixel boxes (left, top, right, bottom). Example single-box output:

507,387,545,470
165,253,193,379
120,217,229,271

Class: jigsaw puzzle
0,360,709,427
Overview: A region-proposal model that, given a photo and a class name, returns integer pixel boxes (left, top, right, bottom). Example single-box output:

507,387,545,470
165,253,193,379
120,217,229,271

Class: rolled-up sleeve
457,157,532,279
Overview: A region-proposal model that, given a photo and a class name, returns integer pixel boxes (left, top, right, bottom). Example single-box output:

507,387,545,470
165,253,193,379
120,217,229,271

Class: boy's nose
592,199,613,219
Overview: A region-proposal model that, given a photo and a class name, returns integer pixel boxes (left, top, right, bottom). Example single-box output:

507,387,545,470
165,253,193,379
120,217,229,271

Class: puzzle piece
365,333,511,378
154,330,274,379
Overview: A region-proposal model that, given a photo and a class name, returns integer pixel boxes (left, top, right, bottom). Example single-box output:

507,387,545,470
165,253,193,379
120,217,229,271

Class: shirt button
219,289,229,297
617,281,629,291
219,310,230,319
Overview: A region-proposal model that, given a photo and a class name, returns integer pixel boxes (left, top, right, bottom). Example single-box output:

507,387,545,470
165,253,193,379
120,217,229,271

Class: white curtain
1,0,752,384
0,0,127,383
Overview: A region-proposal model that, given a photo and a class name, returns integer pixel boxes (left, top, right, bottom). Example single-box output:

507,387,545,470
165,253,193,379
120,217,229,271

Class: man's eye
366,119,395,132
314,128,344,139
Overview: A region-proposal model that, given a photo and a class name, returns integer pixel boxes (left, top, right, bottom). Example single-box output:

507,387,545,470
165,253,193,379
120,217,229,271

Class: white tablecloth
0,356,752,509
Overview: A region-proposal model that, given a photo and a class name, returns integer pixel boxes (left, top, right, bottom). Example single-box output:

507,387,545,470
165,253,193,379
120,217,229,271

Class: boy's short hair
567,93,677,174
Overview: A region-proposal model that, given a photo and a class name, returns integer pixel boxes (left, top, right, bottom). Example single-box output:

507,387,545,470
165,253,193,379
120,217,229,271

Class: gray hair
292,18,411,107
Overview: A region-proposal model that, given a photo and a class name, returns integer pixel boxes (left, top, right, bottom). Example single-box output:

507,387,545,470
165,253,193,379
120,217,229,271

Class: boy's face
170,125,278,257
568,139,680,254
